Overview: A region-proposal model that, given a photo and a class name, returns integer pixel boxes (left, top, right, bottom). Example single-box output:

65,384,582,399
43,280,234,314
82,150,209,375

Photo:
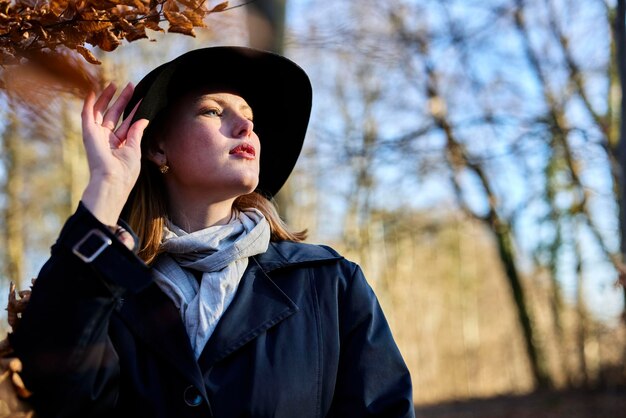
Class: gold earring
159,163,170,174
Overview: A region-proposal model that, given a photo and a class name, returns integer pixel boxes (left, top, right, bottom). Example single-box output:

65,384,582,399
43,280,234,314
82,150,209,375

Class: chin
234,177,259,196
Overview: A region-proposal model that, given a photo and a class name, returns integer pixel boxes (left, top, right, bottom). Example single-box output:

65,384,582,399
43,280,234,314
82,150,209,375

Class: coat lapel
117,284,207,398
197,252,299,370
116,242,341,388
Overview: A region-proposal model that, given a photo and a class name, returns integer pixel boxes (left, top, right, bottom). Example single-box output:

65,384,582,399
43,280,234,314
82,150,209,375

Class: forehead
176,90,253,113
195,92,251,108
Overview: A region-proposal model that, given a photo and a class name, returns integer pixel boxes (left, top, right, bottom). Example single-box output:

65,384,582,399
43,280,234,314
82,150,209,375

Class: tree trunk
246,0,286,53
573,228,589,387
3,112,25,289
246,0,294,221
486,198,553,389
414,30,553,388
61,103,86,218
615,0,626,320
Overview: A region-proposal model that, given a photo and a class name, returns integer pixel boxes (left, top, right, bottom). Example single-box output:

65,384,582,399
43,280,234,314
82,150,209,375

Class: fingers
82,90,105,153
114,98,148,150
117,229,136,251
82,91,97,125
115,98,142,140
102,83,135,130
82,81,147,153
93,83,117,125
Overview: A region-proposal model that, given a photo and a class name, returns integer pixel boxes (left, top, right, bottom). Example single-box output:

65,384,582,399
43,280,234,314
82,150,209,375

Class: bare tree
292,0,625,393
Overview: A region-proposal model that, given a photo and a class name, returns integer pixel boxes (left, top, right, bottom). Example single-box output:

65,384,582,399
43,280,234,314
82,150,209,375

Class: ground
414,389,626,418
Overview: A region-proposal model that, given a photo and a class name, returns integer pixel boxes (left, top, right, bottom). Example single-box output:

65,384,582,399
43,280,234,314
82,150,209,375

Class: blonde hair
125,160,307,265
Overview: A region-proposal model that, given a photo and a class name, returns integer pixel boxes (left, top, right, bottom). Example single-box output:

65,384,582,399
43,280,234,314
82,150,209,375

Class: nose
233,115,254,138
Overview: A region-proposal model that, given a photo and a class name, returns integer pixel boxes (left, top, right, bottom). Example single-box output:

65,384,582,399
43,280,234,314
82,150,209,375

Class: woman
9,47,414,418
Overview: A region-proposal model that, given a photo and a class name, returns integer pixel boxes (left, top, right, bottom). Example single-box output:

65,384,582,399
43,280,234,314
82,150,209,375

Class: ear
146,141,167,166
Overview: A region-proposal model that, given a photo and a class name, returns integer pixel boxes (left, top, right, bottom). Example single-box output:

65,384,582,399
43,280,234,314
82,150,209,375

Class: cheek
253,134,262,158
165,129,214,164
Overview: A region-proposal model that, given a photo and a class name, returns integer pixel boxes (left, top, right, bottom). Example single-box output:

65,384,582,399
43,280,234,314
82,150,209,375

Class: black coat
10,204,414,418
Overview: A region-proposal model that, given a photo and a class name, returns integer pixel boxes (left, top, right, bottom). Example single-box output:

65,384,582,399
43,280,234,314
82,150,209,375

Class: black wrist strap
57,203,152,294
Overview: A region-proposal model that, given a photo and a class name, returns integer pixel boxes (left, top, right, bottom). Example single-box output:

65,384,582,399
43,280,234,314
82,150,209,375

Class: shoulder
273,240,342,258
255,240,366,284
257,240,366,291
256,240,347,271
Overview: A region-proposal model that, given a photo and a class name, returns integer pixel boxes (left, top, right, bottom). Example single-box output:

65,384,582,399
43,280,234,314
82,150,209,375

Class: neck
166,192,236,233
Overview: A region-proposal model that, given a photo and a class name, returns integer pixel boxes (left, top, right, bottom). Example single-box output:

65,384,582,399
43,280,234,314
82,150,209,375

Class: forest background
1,0,626,416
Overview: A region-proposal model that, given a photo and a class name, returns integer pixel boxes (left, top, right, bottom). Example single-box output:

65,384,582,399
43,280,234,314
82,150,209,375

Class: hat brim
123,46,312,198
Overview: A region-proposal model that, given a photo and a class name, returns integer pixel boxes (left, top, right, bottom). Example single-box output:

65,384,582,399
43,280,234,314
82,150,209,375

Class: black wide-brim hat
123,46,312,198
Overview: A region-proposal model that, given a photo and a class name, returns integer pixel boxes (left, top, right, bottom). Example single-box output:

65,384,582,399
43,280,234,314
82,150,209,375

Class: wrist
81,180,131,226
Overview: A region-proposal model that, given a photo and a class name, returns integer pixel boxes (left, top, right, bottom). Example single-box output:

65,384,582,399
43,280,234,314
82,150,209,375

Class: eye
201,107,222,117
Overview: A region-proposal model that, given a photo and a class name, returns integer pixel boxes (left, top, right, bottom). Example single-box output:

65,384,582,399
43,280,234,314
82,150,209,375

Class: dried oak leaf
144,13,163,32
58,24,85,48
84,0,119,10
9,29,28,43
90,28,121,51
181,8,205,27
0,17,10,35
125,24,148,42
176,0,204,10
15,0,40,9
33,22,49,39
115,16,137,31
164,0,194,36
208,1,227,13
116,0,149,12
148,0,167,8
165,11,194,36
11,371,32,399
0,358,33,400
76,44,101,64
77,20,113,33
59,1,78,21
163,0,180,13
110,16,148,41
6,282,29,331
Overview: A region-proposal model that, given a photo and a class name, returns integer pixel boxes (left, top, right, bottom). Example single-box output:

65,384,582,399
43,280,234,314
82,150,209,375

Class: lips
229,143,256,159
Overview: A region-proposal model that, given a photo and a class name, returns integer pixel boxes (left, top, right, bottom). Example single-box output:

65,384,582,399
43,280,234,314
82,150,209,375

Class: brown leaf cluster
6,281,32,333
0,358,34,417
0,0,227,109
0,279,34,359
0,0,229,65
0,358,32,398
0,283,35,418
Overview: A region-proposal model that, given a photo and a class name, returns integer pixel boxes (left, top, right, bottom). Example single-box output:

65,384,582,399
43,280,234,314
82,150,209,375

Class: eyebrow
197,95,254,118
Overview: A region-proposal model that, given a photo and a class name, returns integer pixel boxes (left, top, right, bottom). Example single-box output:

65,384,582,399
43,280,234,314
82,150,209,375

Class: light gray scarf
151,208,270,358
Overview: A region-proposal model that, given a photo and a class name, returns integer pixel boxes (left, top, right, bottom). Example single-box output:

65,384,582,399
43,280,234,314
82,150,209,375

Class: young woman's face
151,91,261,202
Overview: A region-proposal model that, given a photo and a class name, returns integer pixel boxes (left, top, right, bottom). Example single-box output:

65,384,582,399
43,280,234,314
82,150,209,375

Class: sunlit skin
80,84,260,235
148,91,261,232
81,82,149,228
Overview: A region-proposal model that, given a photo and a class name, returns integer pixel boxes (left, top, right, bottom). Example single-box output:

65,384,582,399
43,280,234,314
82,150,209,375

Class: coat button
183,385,203,407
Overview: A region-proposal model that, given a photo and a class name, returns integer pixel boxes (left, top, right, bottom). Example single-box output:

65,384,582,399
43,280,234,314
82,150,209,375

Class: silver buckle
72,229,112,263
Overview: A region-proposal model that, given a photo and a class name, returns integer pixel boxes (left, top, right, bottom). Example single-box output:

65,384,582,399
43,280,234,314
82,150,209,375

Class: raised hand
80,82,149,226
